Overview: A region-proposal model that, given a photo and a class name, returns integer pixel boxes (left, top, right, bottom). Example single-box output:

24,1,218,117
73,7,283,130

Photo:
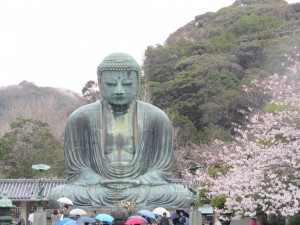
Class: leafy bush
210,195,227,209
288,212,300,225
208,166,230,178
230,14,283,37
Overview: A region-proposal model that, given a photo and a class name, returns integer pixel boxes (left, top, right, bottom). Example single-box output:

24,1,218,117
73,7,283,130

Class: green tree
0,118,66,178
232,0,286,6
82,80,100,103
230,14,283,37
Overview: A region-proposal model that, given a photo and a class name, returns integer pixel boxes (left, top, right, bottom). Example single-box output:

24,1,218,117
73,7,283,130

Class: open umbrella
57,197,73,206
95,214,115,222
138,210,157,221
127,216,148,223
77,216,96,223
171,211,179,220
153,207,170,217
125,218,148,225
70,208,87,216
176,208,189,218
171,210,180,225
56,218,76,225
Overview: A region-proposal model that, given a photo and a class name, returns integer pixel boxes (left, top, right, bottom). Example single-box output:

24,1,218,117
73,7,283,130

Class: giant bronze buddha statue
49,53,191,208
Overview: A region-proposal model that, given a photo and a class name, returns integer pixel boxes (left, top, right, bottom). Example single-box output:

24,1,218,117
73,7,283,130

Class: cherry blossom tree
185,48,300,225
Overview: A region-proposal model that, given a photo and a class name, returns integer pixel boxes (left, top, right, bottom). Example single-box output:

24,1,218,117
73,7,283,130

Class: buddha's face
100,70,138,107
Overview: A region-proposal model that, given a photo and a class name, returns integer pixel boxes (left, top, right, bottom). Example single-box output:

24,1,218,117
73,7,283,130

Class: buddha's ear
97,71,103,101
136,70,141,100
98,81,104,101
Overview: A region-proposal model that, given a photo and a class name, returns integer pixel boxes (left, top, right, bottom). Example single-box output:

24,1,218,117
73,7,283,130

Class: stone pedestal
190,209,202,225
33,211,47,225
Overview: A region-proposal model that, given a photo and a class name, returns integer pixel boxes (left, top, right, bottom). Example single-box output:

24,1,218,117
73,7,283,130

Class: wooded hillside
0,81,87,178
142,0,300,145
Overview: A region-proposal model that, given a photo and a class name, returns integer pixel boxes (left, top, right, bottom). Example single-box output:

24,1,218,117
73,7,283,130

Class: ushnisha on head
97,52,141,83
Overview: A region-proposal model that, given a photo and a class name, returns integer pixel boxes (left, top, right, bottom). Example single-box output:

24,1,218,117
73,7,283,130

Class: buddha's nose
115,83,125,94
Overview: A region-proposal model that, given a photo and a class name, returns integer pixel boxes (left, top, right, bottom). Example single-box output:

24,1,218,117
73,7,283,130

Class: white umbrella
70,208,87,216
57,197,73,205
153,207,171,217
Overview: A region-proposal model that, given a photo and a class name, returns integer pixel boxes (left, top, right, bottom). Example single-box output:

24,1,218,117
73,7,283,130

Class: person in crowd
160,212,169,225
214,218,221,225
142,215,152,225
61,204,70,218
250,217,258,225
75,215,80,220
172,217,179,225
91,210,97,218
11,214,25,225
178,211,187,225
51,209,61,225
28,213,34,225
156,214,162,225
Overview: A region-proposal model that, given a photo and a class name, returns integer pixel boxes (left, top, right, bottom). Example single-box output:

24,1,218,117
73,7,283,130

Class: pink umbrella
125,217,147,225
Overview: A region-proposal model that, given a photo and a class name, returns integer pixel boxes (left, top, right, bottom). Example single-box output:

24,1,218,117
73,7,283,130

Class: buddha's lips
114,96,125,100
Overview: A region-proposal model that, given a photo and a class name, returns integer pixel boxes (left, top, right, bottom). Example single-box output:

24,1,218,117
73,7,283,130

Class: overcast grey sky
0,0,299,94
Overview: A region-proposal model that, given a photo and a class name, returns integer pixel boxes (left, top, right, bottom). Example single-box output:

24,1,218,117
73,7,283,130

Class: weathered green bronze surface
31,164,49,212
49,53,191,208
0,193,15,225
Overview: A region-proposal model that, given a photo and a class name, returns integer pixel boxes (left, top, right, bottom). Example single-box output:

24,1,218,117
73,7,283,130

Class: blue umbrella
171,211,179,220
77,216,96,223
56,218,76,225
95,214,115,222
138,210,156,220
138,210,157,223
171,210,180,225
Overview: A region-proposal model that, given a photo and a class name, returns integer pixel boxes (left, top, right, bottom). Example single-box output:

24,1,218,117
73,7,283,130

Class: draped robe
49,100,191,207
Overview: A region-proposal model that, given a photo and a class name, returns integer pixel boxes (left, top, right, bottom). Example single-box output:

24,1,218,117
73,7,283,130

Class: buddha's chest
103,111,135,164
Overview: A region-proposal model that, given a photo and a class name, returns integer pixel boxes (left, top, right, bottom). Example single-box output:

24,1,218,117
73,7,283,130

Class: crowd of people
18,207,235,225
49,206,188,225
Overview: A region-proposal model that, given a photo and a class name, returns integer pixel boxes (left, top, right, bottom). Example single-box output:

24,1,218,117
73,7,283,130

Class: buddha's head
97,53,141,110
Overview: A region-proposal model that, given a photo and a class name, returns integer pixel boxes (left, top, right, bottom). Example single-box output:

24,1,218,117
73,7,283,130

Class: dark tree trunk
258,214,286,225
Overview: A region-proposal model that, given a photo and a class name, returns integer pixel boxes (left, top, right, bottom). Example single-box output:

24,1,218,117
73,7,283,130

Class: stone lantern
0,193,15,225
31,164,50,225
31,164,50,212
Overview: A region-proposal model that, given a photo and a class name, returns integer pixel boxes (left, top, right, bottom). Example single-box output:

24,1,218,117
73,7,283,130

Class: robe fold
49,100,191,207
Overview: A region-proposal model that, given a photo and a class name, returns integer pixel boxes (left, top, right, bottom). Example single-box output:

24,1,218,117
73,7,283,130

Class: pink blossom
183,50,300,220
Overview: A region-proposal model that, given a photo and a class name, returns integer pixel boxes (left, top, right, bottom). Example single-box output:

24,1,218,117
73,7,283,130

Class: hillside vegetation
142,0,300,145
0,81,87,178
0,81,86,139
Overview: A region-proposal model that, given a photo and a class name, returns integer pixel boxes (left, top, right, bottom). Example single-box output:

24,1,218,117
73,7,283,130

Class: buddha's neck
103,101,135,117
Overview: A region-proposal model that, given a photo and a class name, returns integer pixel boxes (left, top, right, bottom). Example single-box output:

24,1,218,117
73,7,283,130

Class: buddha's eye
106,82,117,86
106,79,117,86
122,79,132,85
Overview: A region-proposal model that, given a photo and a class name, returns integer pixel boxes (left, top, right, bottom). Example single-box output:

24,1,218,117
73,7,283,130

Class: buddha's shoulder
138,101,169,120
69,101,101,118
